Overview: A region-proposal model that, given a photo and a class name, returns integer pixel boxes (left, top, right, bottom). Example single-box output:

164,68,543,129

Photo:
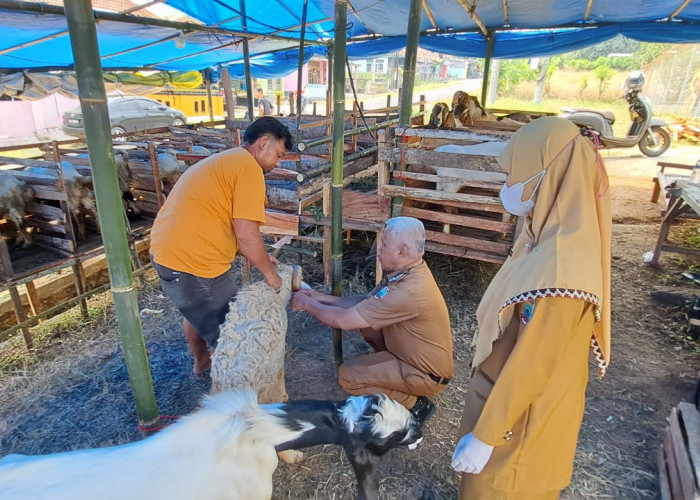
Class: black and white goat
0,391,422,500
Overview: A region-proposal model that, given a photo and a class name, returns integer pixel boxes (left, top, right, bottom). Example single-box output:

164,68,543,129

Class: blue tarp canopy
0,1,699,77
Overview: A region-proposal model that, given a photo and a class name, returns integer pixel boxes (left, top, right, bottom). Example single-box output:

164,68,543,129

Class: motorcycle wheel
638,126,671,157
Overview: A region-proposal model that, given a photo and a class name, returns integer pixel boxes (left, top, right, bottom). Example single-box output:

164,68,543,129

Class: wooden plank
379,147,502,172
32,187,67,201
393,169,505,189
325,190,391,223
261,210,299,236
665,429,686,500
131,174,159,191
135,201,160,216
679,402,700,491
395,127,512,142
32,234,75,253
299,214,384,232
669,406,697,500
426,229,511,256
0,238,13,280
424,240,507,264
659,444,673,500
0,156,59,169
24,280,42,321
659,161,694,171
380,184,507,213
402,205,515,233
27,218,67,235
9,170,59,186
26,202,66,221
132,189,163,205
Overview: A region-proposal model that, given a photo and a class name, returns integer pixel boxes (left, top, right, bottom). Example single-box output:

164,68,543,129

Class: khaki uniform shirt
355,260,453,380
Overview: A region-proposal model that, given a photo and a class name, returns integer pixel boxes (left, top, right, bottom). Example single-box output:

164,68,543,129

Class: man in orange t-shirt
150,117,292,375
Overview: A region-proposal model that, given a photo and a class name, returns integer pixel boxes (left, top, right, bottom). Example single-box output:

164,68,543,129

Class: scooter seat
568,107,615,124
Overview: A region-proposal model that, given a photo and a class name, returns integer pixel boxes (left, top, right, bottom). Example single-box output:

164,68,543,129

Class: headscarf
473,117,612,377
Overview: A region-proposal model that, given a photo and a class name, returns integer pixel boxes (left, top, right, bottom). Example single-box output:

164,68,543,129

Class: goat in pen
0,390,424,500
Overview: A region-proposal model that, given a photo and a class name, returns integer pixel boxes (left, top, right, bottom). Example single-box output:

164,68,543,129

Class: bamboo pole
331,0,347,372
64,0,159,427
221,66,236,121
481,29,495,105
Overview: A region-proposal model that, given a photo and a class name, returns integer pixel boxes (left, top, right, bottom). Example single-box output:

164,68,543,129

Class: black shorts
152,259,237,348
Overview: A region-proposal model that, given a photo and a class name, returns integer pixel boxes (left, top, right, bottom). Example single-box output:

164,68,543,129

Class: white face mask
499,170,546,216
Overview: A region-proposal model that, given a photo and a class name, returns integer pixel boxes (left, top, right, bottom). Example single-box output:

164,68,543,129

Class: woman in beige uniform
451,117,611,499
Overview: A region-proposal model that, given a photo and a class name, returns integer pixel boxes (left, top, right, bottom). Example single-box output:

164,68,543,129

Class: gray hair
384,217,425,256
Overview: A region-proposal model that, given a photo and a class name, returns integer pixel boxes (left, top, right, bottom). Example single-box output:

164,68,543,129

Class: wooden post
147,141,165,209
375,229,384,285
331,0,347,372
288,91,295,116
0,237,13,280
53,141,79,248
481,30,495,105
9,286,32,349
25,281,43,323
221,66,236,121
205,69,215,122
352,100,358,152
73,259,89,319
386,94,391,121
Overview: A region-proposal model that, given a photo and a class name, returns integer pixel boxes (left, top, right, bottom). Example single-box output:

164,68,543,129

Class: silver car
62,96,187,136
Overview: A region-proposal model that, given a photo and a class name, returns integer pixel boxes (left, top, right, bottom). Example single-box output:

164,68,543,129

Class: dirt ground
1,145,700,499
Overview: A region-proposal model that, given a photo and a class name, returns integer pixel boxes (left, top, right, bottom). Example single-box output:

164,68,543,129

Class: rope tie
138,415,180,433
395,130,409,183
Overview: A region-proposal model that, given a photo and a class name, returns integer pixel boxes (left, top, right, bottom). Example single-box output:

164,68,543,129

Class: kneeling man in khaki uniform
291,216,453,424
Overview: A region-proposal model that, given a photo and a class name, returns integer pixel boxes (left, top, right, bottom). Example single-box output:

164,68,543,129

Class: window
376,60,384,73
201,100,206,112
194,101,199,113
366,61,372,72
166,101,171,107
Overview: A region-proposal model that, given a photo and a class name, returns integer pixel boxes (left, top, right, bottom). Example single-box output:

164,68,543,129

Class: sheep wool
211,264,298,402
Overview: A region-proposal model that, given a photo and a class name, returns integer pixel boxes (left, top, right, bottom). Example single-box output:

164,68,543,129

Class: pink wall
283,66,309,92
0,94,78,140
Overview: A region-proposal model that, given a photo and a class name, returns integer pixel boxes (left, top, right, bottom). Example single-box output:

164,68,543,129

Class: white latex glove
451,433,495,474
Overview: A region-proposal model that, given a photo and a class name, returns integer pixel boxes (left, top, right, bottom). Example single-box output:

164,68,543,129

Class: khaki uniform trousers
338,327,447,408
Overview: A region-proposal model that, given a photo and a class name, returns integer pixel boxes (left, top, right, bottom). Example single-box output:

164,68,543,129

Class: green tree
593,65,614,98
497,59,537,95
579,74,590,98
634,42,672,66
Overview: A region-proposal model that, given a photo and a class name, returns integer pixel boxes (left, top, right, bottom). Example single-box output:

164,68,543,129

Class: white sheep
157,148,188,194
0,390,424,500
210,264,302,403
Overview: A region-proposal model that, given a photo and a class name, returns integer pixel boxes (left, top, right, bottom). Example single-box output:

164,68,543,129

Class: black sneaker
410,396,436,424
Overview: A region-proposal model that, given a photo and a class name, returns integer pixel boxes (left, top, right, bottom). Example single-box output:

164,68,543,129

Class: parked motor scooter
561,70,671,157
